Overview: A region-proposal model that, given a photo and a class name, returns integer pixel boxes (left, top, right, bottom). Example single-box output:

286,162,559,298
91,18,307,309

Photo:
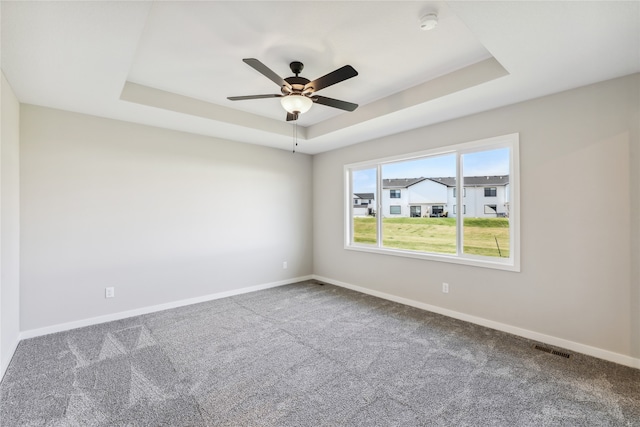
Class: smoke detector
420,13,439,31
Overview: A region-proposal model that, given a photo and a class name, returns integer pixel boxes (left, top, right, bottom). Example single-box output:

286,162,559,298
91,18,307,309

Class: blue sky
353,148,509,193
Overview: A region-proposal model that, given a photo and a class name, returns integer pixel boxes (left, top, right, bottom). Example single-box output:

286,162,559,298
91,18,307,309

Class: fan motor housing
282,76,311,95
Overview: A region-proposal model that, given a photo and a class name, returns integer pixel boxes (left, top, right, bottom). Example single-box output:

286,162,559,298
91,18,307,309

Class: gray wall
313,74,640,360
9,73,640,367
1,72,21,379
20,105,313,331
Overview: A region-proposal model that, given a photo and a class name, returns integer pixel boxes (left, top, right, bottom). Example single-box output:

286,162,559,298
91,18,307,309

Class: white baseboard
313,275,640,370
0,338,20,383
20,276,312,341
17,274,640,370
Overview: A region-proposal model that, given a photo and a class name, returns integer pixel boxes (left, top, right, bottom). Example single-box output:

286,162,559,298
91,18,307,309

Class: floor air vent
533,344,571,359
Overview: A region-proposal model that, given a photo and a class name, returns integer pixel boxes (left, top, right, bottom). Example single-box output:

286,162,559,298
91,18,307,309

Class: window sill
344,243,520,272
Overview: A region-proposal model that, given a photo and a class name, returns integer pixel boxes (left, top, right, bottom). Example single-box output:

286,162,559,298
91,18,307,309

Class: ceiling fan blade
227,94,281,101
243,58,291,90
313,95,358,112
286,112,299,121
305,65,358,93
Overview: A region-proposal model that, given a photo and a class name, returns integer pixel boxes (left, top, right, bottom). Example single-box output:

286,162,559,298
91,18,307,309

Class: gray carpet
1,280,639,426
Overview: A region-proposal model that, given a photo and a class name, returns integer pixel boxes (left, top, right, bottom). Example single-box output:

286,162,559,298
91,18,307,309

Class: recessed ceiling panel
3,1,637,154
127,1,493,126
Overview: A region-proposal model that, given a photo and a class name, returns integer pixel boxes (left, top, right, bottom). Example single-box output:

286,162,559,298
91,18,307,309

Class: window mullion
348,168,354,244
376,164,382,248
456,152,463,256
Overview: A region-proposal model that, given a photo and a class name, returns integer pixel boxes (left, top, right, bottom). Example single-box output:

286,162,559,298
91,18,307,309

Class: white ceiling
2,1,639,154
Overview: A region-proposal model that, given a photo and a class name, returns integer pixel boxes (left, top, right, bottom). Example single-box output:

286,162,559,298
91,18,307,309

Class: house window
354,199,359,205
431,205,444,216
345,133,519,271
453,205,467,215
484,204,497,214
484,187,497,197
453,188,466,198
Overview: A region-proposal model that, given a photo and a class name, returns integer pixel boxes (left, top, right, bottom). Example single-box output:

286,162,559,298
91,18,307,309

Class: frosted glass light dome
281,94,313,114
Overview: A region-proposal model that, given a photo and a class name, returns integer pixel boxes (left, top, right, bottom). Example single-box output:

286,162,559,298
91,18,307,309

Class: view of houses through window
351,168,377,245
346,134,518,269
381,153,458,254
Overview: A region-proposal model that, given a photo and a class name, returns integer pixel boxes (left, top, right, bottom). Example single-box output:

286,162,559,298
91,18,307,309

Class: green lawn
353,217,510,258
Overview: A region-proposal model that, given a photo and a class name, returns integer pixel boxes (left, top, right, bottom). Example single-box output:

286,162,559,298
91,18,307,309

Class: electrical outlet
442,282,449,294
283,261,288,269
105,287,115,298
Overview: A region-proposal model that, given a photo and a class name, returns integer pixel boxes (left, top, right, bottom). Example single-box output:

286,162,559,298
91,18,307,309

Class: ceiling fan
228,58,359,121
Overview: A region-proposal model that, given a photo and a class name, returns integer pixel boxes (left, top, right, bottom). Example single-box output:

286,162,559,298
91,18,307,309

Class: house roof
382,178,427,189
459,176,509,186
384,176,509,188
426,177,457,187
354,193,374,200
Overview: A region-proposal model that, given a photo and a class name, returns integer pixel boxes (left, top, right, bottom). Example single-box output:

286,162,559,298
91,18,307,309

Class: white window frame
344,133,520,272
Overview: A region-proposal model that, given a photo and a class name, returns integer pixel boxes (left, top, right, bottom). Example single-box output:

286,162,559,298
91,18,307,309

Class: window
345,133,519,271
484,204,497,214
453,188,466,198
484,187,497,197
354,199,359,205
349,168,377,246
453,205,467,215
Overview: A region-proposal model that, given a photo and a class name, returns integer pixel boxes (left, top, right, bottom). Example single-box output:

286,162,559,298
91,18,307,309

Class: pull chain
292,120,298,153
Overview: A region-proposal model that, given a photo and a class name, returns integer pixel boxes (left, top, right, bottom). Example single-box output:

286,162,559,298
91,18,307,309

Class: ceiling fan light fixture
228,59,358,122
280,94,313,114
